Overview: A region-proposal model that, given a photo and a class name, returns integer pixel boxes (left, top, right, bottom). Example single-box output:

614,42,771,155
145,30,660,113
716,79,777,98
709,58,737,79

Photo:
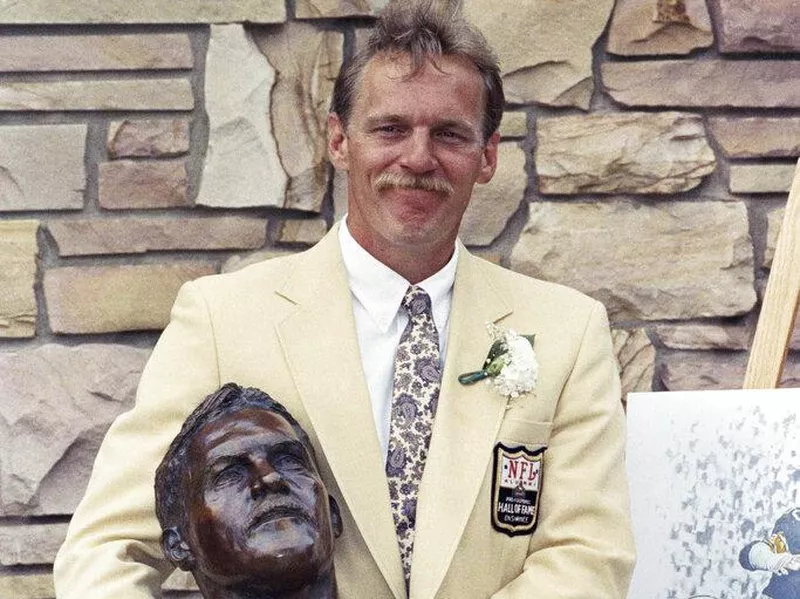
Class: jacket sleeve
492,301,636,599
53,281,221,599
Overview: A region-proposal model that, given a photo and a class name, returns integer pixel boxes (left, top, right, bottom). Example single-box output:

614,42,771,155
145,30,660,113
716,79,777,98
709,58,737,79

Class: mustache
373,171,454,196
247,499,312,533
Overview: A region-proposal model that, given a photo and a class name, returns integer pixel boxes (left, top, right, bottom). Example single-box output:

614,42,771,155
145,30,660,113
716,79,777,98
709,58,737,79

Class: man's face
182,408,336,593
328,52,499,264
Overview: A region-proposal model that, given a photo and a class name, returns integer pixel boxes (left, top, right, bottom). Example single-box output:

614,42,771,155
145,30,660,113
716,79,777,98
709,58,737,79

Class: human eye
371,122,406,137
435,127,470,144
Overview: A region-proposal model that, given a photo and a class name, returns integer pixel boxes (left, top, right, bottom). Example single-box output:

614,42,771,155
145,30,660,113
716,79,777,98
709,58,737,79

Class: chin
242,546,331,592
380,211,434,238
392,225,450,250
392,208,461,244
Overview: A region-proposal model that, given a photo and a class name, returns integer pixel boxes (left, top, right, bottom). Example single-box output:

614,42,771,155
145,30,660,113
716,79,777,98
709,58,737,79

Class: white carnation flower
489,330,538,398
458,325,539,398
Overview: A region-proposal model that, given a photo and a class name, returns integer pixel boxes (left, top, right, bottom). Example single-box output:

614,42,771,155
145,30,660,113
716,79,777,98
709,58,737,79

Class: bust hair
330,0,504,141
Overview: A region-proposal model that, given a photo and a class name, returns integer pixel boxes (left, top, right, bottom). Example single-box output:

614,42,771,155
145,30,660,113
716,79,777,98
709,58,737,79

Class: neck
373,246,451,285
196,569,337,599
347,223,455,284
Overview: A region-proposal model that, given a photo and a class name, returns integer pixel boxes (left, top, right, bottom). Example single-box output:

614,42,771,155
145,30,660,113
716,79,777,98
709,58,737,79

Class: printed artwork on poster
626,389,800,599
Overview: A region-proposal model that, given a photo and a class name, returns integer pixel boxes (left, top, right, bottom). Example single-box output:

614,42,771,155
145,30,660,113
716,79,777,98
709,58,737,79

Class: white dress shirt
338,219,457,459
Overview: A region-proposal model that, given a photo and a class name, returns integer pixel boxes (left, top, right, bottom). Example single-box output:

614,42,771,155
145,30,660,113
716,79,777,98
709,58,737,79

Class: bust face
182,408,336,593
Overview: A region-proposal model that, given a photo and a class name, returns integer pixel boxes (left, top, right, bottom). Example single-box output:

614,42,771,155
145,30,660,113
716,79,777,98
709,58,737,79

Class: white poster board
626,389,799,599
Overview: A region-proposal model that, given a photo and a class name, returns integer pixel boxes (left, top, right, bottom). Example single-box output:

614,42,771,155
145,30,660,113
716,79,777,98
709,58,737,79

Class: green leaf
482,339,507,368
458,370,490,385
485,354,508,377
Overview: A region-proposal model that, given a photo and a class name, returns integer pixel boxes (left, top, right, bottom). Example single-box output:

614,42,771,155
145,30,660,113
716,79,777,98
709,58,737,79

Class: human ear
476,131,500,184
329,495,343,538
162,527,196,571
327,113,349,172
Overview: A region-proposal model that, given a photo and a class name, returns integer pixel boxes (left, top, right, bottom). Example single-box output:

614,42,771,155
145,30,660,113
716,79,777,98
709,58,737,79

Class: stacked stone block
0,0,798,596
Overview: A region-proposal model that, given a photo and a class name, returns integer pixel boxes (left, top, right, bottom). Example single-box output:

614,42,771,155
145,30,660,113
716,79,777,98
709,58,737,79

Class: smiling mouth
247,504,311,533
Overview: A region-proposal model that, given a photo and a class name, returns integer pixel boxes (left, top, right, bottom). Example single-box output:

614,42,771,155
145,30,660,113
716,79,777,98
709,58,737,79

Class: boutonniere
458,324,538,399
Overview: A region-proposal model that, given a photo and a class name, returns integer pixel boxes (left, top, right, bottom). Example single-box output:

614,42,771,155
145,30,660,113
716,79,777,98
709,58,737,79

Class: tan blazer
54,226,634,599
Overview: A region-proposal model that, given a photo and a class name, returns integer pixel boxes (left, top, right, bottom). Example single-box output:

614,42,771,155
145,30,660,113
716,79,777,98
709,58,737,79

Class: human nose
399,130,437,173
249,461,289,497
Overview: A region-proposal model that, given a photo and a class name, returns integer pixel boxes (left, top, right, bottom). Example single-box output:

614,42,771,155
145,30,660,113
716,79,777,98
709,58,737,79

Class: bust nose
250,464,289,497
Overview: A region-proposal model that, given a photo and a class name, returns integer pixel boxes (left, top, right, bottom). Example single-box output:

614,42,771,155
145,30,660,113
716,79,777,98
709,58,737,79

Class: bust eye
274,453,304,469
211,464,246,488
272,449,309,472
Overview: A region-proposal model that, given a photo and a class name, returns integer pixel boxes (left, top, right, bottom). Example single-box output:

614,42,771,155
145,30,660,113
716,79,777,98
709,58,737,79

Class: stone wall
0,1,798,596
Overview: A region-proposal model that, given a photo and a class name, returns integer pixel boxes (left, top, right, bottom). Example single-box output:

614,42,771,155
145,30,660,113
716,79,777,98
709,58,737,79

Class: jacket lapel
410,248,513,599
275,229,406,599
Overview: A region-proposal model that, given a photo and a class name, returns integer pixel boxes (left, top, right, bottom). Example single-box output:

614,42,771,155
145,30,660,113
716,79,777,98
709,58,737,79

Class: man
740,507,800,599
154,384,341,599
54,1,635,597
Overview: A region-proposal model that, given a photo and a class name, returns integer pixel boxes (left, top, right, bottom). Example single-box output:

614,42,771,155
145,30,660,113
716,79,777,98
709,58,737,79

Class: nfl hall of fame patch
491,443,544,536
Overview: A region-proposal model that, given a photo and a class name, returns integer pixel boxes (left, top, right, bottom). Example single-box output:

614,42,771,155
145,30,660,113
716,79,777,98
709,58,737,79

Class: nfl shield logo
491,443,544,536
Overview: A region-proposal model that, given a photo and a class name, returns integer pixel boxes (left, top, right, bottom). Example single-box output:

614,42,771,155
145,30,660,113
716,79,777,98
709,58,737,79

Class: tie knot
401,286,432,318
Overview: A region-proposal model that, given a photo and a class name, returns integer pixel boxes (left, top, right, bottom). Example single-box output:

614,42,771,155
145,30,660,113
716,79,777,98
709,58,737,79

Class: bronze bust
155,384,342,598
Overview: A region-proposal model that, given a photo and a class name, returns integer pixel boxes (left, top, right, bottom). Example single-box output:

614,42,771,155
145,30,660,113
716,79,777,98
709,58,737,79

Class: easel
744,159,800,389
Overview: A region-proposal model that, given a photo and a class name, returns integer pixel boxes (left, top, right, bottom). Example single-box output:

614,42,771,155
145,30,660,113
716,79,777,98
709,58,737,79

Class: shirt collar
338,218,458,332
